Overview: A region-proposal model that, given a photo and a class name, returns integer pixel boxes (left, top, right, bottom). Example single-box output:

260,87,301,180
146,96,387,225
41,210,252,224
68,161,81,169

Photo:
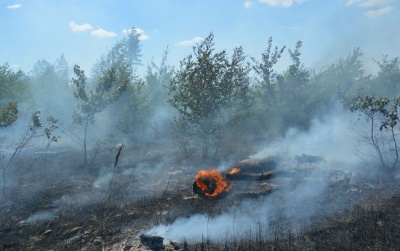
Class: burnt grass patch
1,148,400,250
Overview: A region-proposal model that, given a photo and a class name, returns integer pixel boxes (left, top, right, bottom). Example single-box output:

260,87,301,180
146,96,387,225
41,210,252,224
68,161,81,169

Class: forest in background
1,28,400,173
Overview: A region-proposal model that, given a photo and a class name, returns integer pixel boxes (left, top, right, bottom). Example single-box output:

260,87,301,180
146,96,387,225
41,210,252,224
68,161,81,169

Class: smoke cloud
145,106,362,242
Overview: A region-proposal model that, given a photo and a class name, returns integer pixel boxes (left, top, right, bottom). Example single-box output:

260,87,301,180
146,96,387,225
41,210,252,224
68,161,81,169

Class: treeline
1,30,400,164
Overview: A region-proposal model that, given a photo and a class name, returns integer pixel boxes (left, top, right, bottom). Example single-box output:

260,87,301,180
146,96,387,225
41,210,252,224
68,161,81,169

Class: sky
1,0,399,76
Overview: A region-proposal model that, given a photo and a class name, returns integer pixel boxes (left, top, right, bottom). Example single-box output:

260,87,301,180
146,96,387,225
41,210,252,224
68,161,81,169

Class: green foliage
32,111,42,128
349,95,389,118
146,47,175,107
286,41,309,87
0,63,29,128
371,56,400,97
252,37,286,95
251,39,313,135
277,41,311,130
29,111,59,141
169,33,250,158
113,80,149,135
0,102,18,128
72,65,129,125
91,27,142,80
71,64,128,165
90,28,148,137
220,46,252,132
0,63,29,103
45,116,60,141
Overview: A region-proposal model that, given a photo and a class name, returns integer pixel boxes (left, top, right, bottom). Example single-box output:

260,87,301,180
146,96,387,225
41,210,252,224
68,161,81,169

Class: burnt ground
1,145,400,250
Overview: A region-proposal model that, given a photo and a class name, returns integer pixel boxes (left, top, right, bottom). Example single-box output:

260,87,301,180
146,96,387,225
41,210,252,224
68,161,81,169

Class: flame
194,169,233,197
228,167,240,175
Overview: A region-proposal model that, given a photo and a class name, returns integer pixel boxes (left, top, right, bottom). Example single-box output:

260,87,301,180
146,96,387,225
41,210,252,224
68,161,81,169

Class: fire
194,169,234,197
228,167,240,175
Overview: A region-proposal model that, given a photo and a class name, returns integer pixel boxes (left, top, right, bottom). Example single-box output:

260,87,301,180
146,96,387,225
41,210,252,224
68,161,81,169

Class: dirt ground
1,145,400,250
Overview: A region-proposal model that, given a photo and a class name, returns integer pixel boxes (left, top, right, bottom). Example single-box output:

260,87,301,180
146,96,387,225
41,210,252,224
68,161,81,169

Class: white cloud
7,4,22,9
122,28,150,41
365,5,394,17
360,0,392,7
176,37,204,46
345,0,363,6
259,0,304,7
346,0,393,6
69,22,93,32
244,1,253,8
91,28,117,38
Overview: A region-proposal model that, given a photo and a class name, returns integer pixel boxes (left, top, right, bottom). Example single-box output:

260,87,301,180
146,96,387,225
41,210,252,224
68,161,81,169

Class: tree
0,63,29,129
29,57,74,123
1,111,59,200
325,48,371,102
169,33,249,159
0,63,29,105
146,47,175,108
0,102,18,128
216,46,253,156
91,28,149,138
275,41,312,130
92,27,142,80
112,81,149,136
250,37,286,138
55,54,70,81
71,65,128,165
349,95,400,170
0,63,60,200
371,55,400,97
251,37,286,95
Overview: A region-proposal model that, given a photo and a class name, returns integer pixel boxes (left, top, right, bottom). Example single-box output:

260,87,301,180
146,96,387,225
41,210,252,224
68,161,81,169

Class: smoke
252,106,358,163
145,106,363,242
146,171,329,243
17,211,57,226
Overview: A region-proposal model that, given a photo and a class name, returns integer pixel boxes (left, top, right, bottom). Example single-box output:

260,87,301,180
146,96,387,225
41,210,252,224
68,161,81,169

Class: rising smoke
145,106,366,242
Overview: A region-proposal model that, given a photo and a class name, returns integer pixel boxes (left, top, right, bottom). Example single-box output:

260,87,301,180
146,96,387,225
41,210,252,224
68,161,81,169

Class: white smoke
145,107,362,242
251,106,358,163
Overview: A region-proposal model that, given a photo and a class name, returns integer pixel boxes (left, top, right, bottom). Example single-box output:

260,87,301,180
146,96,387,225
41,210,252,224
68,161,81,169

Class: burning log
193,169,233,198
192,158,297,198
192,160,277,198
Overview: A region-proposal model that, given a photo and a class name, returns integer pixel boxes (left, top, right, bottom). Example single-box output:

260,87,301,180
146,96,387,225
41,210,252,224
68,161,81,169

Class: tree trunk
84,118,89,166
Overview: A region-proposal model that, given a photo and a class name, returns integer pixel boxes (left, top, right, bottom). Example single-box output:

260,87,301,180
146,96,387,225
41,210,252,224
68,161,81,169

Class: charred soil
1,147,400,250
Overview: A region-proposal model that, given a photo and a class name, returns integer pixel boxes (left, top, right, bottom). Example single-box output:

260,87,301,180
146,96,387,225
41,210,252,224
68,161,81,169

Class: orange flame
228,167,240,175
194,169,233,197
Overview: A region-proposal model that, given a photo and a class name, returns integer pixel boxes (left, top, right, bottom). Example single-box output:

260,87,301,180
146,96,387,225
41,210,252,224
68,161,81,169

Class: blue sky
1,0,399,76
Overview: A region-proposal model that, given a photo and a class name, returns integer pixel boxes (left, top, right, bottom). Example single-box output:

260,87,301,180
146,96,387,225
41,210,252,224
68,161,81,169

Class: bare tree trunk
391,126,398,169
84,118,89,166
371,117,386,168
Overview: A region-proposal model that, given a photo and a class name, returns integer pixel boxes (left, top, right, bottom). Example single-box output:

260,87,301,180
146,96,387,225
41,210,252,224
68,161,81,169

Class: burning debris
192,156,326,198
192,159,279,198
192,169,234,197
